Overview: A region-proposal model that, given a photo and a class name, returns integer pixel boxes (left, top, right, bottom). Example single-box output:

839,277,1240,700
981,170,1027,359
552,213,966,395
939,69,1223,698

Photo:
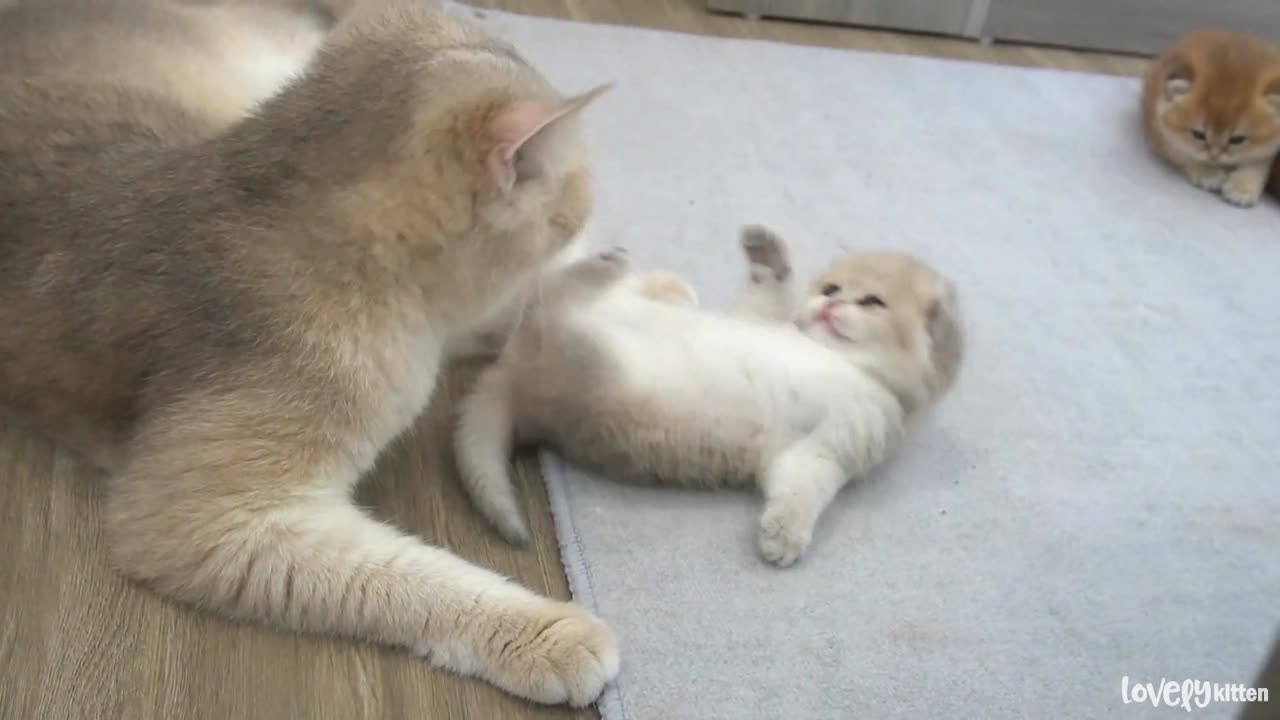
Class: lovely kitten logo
1120,675,1269,712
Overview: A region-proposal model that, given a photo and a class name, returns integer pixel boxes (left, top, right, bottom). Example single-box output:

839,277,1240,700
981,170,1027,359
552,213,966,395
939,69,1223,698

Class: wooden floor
0,3,1149,719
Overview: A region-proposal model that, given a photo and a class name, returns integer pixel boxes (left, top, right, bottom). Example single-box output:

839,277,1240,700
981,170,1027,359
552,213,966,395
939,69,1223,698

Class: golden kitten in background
1141,28,1280,207
0,0,618,706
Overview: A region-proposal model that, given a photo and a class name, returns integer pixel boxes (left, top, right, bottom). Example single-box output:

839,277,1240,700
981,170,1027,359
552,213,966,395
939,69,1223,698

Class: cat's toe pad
740,224,791,283
758,504,812,567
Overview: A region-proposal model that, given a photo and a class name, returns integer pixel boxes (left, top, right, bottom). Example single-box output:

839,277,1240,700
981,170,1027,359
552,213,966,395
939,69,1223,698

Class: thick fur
0,0,621,706
1141,28,1280,207
455,227,964,566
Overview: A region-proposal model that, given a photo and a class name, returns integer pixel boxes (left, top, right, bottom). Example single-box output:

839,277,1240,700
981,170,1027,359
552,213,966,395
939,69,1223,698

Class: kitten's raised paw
740,225,791,283
757,502,812,567
1221,173,1265,207
482,600,620,706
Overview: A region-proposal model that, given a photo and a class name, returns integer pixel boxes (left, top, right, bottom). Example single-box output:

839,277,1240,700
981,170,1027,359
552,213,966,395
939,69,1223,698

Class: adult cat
455,227,964,566
0,0,617,706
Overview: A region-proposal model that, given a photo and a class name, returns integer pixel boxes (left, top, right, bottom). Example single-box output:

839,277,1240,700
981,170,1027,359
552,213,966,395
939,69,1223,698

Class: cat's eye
820,284,841,297
1229,134,1248,145
855,294,886,308
1190,128,1207,141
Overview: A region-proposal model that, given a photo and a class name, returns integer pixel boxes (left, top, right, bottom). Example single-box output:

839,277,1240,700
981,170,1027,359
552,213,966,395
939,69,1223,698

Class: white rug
449,5,1280,719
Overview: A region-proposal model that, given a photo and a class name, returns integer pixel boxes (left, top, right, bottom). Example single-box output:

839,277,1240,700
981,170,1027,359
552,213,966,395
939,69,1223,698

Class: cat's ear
485,83,612,192
1163,61,1194,100
925,282,960,346
1264,78,1280,113
925,281,964,385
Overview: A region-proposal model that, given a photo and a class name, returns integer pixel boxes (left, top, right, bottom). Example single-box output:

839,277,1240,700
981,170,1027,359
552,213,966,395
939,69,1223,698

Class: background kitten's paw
740,225,792,283
1221,174,1264,207
1185,165,1229,192
485,601,620,707
757,503,812,568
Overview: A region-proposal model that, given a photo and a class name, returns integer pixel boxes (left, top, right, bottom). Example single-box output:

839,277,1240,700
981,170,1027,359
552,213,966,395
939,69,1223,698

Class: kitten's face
1158,68,1280,165
797,252,963,397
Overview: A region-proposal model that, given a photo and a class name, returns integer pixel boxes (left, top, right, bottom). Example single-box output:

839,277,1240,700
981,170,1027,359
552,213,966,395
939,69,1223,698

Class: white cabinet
706,0,1280,55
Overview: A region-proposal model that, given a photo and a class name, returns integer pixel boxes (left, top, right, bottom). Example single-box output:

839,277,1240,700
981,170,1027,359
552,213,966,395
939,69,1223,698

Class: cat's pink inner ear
484,84,613,191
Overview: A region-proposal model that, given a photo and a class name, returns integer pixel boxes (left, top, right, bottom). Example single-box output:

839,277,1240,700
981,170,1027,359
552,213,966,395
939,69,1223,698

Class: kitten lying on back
0,0,618,706
455,227,964,566
1141,28,1280,207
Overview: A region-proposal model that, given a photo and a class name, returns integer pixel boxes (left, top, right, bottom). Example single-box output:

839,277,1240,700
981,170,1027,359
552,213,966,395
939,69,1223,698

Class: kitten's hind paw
757,502,812,567
740,225,792,283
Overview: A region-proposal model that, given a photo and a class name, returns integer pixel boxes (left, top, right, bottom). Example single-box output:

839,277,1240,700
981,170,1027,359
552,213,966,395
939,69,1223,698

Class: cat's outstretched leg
756,440,848,567
730,224,796,323
456,364,530,544
756,400,905,566
106,401,619,707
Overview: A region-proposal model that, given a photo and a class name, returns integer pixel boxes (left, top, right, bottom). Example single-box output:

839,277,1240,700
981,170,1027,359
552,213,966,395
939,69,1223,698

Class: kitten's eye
1229,134,1248,145
820,284,841,297
855,294,886,308
1190,128,1207,141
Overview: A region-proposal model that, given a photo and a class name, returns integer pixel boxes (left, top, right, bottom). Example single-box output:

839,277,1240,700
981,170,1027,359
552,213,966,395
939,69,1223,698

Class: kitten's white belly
579,296,857,440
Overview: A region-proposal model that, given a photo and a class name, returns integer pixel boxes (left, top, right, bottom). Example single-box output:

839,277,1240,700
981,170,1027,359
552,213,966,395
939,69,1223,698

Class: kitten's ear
485,83,613,192
925,281,964,388
1163,61,1194,100
1265,78,1280,113
925,282,960,347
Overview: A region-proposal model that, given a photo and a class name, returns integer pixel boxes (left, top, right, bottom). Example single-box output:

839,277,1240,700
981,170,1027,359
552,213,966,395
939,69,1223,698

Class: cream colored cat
0,0,619,706
455,227,964,566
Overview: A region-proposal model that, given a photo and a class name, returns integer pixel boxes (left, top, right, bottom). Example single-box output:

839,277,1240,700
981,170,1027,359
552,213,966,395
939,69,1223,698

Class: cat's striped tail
455,364,530,545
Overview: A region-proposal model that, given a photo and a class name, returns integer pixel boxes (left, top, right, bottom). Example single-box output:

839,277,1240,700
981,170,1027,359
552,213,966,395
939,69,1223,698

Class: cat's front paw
740,225,792,283
1184,164,1230,192
757,502,812,567
1221,170,1266,207
483,601,620,707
